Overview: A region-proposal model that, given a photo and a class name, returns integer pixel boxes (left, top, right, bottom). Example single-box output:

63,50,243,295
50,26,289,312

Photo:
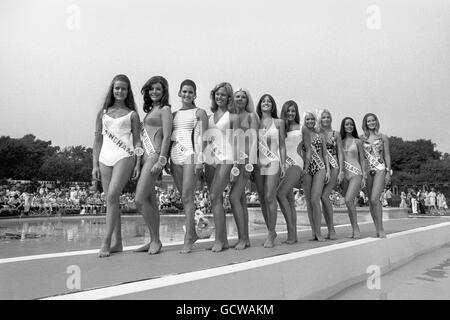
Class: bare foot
134,243,150,252
264,233,277,248
110,243,123,253
316,235,325,242
234,240,247,250
211,241,226,252
98,246,111,258
180,238,198,254
377,230,386,238
148,241,162,255
353,229,361,239
327,230,338,240
283,238,298,244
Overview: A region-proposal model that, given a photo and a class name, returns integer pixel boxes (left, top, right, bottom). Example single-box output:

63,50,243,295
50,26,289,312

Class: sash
258,140,278,161
102,117,134,157
344,161,362,176
141,124,157,156
327,150,339,169
209,138,225,160
175,138,188,156
364,149,385,170
311,147,325,169
286,156,296,166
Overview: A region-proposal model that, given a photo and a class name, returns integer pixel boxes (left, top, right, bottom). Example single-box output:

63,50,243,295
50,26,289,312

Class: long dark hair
101,74,137,113
141,76,170,113
280,100,300,134
340,117,359,140
256,94,278,119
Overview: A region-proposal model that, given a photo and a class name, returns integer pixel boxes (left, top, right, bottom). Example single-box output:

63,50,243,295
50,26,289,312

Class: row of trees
0,134,92,183
1,134,449,187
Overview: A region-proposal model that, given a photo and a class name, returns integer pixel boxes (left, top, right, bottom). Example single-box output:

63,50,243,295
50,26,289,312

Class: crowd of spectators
1,181,447,217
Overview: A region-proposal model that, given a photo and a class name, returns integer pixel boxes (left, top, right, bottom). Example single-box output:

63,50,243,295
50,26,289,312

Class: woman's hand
325,170,330,184
361,176,366,189
92,167,101,181
337,170,344,185
150,161,163,175
195,163,203,177
280,164,286,179
385,171,391,186
131,165,141,181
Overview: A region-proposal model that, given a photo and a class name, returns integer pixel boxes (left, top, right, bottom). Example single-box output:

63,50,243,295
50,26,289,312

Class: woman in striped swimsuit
170,79,208,253
340,117,365,239
318,109,343,240
276,100,304,244
134,76,172,255
301,111,330,241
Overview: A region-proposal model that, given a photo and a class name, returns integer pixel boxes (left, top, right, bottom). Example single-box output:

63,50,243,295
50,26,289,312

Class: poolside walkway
1,216,450,299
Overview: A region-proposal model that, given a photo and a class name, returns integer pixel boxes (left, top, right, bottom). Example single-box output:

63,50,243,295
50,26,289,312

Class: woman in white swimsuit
276,100,304,244
92,74,142,258
340,117,365,239
134,76,172,255
228,88,259,250
204,82,240,252
253,94,286,248
169,79,208,253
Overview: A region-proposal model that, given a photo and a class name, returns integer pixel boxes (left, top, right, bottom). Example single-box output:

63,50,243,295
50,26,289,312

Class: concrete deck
1,216,450,300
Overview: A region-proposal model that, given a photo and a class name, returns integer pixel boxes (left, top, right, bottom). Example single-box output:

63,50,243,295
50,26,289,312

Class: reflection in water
0,213,301,247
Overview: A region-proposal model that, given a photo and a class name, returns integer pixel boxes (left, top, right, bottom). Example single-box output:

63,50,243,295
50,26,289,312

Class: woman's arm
301,126,311,171
382,133,392,184
130,111,142,179
277,119,286,176
356,139,366,188
158,106,173,161
320,132,330,183
92,111,103,181
335,131,344,183
196,108,209,166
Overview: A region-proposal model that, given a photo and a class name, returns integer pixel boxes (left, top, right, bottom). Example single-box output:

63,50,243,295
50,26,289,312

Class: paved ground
331,242,450,300
1,216,449,299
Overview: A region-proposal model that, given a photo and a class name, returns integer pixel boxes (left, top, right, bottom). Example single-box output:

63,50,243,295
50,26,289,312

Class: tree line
1,134,449,187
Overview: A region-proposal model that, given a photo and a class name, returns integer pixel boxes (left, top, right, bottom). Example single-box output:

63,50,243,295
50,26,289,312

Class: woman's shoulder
195,107,208,118
130,110,140,120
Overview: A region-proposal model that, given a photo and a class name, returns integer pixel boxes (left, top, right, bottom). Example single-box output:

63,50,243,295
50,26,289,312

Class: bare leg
98,157,135,257
342,175,362,239
311,169,326,241
302,173,316,240
172,162,199,253
366,170,386,238
134,154,162,254
209,164,233,252
277,166,301,244
321,167,338,240
253,165,268,226
230,168,250,250
240,192,250,247
263,168,280,248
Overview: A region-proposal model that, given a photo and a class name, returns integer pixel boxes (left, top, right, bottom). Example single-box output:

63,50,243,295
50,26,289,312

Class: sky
1,0,449,153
